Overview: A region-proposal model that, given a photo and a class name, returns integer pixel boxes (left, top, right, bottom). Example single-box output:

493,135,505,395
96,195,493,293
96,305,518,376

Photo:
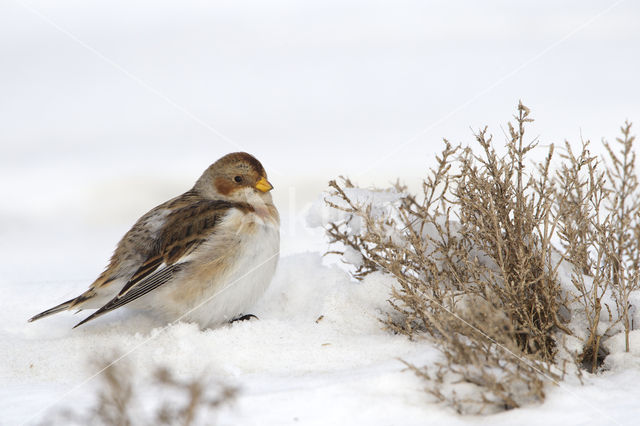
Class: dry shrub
602,123,640,350
555,140,614,371
555,122,640,371
46,356,237,426
324,103,638,412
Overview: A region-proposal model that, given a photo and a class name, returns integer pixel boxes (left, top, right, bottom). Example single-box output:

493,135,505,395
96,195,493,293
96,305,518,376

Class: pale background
1,0,639,283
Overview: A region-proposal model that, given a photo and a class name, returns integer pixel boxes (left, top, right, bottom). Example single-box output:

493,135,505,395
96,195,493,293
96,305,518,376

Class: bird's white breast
155,208,280,327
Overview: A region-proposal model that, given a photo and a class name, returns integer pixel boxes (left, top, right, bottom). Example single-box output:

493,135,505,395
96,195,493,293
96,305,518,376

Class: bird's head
195,152,274,204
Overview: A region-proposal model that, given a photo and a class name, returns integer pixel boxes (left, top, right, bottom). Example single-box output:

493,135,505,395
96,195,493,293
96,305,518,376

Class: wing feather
72,263,187,328
72,199,254,328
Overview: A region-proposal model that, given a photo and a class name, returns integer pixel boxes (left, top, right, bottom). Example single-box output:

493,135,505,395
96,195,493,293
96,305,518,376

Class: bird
28,152,280,329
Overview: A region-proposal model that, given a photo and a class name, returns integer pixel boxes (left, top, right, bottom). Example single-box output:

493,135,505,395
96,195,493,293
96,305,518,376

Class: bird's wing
72,263,186,328
73,199,254,328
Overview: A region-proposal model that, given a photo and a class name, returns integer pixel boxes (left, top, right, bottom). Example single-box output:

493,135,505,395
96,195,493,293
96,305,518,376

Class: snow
2,253,437,424
2,192,640,425
307,185,406,233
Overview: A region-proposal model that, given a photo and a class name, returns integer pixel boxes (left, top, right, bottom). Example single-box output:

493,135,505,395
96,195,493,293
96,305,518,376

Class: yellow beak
255,177,273,192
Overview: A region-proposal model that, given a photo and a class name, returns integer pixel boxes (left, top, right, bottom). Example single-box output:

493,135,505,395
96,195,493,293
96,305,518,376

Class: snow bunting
29,152,280,329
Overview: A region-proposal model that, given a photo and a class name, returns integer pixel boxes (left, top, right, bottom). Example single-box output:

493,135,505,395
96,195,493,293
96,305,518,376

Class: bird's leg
230,314,258,323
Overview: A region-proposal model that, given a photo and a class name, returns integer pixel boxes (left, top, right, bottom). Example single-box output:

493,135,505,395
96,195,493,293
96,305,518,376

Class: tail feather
28,298,77,322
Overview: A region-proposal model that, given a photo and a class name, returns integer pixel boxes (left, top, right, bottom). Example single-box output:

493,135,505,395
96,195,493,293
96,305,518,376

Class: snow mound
306,185,406,232
2,253,441,424
3,191,640,424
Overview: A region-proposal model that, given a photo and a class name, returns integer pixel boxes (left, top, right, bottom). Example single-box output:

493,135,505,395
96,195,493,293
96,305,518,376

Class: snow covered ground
2,193,640,425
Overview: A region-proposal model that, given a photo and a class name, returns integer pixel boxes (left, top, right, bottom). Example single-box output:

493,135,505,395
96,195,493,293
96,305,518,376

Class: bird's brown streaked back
117,199,254,297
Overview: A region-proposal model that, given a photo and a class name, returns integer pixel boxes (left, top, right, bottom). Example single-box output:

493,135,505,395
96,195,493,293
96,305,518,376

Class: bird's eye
234,176,243,183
